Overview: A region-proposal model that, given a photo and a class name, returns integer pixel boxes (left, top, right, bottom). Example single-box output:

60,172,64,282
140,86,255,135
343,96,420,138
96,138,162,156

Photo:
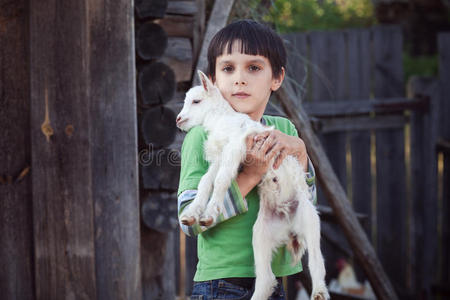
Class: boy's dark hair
206,19,286,82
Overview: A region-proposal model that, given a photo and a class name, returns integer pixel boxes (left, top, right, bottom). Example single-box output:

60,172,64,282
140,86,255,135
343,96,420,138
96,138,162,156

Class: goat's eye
193,99,202,104
272,177,278,183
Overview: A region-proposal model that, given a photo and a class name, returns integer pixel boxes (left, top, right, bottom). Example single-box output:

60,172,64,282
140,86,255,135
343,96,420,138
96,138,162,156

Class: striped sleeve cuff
177,179,248,236
305,157,317,205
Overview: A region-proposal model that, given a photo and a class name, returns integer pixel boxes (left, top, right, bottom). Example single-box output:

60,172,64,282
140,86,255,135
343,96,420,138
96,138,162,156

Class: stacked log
135,1,205,299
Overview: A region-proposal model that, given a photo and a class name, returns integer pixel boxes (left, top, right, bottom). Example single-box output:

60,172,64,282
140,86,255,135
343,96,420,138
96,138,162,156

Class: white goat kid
176,71,329,300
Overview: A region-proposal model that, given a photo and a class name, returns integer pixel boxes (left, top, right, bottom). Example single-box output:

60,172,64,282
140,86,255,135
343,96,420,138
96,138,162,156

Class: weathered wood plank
0,1,35,299
276,81,399,300
309,30,348,195
282,33,308,106
302,97,428,117
438,32,450,287
135,0,168,19
372,25,407,296
161,37,193,82
309,30,348,282
167,1,197,15
346,28,372,283
154,15,195,38
88,0,142,296
314,114,408,133
30,0,141,299
407,76,439,297
29,1,97,298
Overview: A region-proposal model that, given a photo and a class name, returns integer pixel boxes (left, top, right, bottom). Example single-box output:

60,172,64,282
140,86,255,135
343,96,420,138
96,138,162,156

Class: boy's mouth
232,92,250,99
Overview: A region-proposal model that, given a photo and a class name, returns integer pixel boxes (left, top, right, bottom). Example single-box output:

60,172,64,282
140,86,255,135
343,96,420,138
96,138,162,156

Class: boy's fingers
246,134,256,150
273,149,287,169
259,136,275,155
254,131,271,141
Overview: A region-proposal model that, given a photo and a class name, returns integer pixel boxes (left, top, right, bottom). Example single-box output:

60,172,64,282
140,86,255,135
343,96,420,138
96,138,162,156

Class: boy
177,19,317,300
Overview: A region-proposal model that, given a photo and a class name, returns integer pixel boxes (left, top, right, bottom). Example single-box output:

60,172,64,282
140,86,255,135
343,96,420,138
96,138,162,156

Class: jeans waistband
223,277,282,290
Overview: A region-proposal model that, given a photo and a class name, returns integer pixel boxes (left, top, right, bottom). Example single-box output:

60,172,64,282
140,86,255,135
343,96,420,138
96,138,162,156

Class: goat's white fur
177,70,329,300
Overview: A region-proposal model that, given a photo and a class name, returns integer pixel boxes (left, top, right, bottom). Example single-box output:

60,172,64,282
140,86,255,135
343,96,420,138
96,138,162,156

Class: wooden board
0,1,35,299
309,30,348,283
29,0,141,299
438,32,450,287
372,25,407,296
407,76,439,297
282,33,308,106
346,28,374,282
161,37,193,82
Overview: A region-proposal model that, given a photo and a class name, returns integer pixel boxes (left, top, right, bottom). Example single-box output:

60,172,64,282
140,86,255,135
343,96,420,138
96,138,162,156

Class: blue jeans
190,279,286,300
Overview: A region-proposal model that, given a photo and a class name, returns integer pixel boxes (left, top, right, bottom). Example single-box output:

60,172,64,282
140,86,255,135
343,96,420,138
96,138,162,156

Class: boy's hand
240,132,279,182
251,130,308,172
235,130,308,198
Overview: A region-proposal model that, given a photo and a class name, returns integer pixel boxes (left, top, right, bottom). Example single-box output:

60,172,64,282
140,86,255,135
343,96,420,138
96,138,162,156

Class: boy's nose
234,80,247,86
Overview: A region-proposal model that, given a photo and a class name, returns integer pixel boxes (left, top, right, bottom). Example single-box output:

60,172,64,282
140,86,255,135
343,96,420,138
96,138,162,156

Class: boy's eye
222,66,233,72
249,65,260,71
193,99,202,104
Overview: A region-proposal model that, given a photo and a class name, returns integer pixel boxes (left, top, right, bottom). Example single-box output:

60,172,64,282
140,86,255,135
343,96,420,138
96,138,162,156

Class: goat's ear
197,70,214,93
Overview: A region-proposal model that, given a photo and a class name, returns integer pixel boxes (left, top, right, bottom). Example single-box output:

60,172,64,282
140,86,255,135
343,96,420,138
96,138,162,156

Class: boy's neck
247,107,265,122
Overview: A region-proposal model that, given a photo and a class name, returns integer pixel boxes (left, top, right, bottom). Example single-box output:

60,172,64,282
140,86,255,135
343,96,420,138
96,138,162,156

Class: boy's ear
271,67,285,91
197,70,214,93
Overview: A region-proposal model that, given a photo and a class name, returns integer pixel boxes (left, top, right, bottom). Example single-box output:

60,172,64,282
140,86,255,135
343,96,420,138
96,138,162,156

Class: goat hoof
312,290,329,300
181,216,196,226
199,216,213,226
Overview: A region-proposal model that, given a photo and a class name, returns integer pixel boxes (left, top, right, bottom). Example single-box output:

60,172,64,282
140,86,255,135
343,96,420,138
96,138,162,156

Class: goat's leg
286,232,306,267
251,215,278,300
300,200,329,300
200,145,243,225
180,162,220,226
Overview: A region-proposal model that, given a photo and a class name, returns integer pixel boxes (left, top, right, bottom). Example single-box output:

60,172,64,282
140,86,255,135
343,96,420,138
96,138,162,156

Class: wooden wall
1,0,141,299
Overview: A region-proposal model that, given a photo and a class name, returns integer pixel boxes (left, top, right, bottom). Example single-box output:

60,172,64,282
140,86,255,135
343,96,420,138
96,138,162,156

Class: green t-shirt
177,115,315,281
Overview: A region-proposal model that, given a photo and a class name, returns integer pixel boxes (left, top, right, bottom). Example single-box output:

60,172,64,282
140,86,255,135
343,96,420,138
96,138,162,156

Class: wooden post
0,1,35,299
29,1,141,299
275,81,399,300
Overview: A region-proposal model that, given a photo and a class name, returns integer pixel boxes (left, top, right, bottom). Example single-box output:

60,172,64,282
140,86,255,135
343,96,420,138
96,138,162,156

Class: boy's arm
177,181,247,236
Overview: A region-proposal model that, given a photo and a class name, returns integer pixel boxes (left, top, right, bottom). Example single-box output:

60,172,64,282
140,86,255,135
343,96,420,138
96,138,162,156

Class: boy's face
213,40,284,121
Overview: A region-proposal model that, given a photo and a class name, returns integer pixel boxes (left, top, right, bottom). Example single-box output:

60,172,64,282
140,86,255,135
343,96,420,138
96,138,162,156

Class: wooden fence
173,26,450,300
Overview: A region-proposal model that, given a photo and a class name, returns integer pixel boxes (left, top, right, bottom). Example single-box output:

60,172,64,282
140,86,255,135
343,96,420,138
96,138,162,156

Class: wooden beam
192,0,235,86
313,114,408,133
302,96,429,118
0,1,34,299
275,83,399,300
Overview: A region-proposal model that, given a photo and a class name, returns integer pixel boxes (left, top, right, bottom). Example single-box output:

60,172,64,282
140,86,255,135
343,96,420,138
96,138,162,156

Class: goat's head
176,70,223,132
